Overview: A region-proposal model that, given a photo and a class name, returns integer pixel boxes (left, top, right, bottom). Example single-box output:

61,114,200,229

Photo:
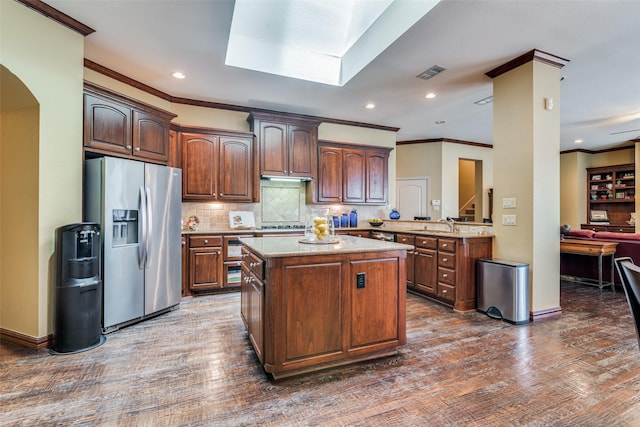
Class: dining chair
614,257,640,349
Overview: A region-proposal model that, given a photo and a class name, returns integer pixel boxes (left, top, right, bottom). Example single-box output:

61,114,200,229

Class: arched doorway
0,65,40,339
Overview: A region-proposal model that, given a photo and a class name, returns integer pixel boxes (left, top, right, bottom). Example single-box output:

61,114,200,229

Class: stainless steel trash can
477,259,530,324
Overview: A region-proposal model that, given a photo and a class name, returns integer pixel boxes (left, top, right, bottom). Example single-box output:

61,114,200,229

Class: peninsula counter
239,235,412,379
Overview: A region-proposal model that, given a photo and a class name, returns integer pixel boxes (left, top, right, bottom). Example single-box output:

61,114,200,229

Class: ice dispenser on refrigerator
51,222,105,354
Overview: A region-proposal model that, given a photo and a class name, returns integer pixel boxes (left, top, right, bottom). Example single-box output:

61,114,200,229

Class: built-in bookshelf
585,163,635,229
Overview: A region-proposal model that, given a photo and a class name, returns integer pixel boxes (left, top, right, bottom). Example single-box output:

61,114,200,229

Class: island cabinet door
348,258,400,350
274,261,343,367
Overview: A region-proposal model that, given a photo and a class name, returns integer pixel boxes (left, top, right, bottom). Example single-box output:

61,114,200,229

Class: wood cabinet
247,112,320,179
240,243,405,379
188,235,223,293
586,163,635,227
314,141,391,205
185,234,250,295
414,236,438,296
409,234,492,311
180,130,255,202
396,233,415,288
241,246,265,363
83,83,175,164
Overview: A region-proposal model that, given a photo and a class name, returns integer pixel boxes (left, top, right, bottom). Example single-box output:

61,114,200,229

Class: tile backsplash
181,180,391,230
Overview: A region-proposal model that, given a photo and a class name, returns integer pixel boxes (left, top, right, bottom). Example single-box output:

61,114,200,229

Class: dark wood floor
2,281,640,426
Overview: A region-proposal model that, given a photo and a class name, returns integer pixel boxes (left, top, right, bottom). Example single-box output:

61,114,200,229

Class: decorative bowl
369,220,384,227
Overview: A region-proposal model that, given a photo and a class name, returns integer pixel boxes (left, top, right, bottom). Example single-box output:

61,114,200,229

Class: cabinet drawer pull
126,145,132,149
442,289,448,294
442,257,448,262
442,274,448,278
442,243,448,248
135,147,141,151
203,239,208,244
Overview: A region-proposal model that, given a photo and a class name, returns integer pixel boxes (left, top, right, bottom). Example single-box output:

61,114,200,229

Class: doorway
396,178,430,220
458,159,483,222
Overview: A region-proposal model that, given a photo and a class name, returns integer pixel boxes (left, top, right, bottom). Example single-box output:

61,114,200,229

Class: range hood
260,175,313,182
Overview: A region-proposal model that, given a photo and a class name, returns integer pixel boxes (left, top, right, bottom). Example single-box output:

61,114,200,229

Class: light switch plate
502,214,517,226
502,197,517,209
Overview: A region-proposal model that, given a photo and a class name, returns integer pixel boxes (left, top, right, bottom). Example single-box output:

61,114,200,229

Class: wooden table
560,238,618,292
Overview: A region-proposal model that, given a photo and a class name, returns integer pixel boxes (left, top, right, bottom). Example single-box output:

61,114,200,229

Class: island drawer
438,252,456,269
189,235,223,248
415,236,437,249
242,247,264,279
438,238,456,253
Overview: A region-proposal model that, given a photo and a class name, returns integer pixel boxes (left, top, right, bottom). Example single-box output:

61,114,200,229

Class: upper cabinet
180,128,256,202
247,112,320,180
314,141,391,205
83,83,176,164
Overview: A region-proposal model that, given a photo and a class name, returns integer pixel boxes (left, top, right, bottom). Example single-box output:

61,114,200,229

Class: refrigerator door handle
139,186,148,269
145,187,152,269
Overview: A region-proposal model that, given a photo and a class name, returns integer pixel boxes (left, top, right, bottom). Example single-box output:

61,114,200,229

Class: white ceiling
45,0,640,151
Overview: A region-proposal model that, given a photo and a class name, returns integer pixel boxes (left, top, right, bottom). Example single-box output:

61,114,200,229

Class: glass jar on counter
305,208,335,242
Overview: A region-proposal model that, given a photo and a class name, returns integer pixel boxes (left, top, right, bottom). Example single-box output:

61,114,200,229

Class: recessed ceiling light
425,93,436,99
574,139,583,144
365,103,375,109
172,72,186,79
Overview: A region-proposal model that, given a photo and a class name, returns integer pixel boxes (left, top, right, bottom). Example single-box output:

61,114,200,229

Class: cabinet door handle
181,241,186,246
442,273,448,278
442,289,448,294
135,147,141,151
442,243,448,248
126,145,132,149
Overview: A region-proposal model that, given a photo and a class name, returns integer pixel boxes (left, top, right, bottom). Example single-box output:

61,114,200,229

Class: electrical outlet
502,197,517,209
502,214,517,226
356,272,366,288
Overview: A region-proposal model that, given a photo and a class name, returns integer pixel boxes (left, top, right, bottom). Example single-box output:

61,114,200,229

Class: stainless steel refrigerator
84,157,182,332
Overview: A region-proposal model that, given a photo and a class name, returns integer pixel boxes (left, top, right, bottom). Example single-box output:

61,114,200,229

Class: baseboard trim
531,306,562,321
0,328,52,350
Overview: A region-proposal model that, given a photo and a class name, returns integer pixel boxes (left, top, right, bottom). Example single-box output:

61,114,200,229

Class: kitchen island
239,235,412,379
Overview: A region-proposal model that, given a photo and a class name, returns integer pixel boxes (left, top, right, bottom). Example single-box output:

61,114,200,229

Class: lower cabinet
188,235,223,293
409,235,492,311
414,237,438,295
241,246,265,363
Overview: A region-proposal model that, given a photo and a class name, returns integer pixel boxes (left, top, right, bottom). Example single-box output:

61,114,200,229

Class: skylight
225,0,440,86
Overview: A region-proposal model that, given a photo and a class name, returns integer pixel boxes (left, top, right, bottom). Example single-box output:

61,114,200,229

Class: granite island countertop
238,235,413,258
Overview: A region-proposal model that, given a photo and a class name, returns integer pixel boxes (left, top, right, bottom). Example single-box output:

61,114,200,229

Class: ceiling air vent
416,65,446,80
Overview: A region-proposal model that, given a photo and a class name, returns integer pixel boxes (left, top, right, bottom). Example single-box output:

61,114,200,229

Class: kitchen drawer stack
407,234,492,312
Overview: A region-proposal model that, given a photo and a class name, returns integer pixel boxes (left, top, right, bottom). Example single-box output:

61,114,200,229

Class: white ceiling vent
416,65,446,80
